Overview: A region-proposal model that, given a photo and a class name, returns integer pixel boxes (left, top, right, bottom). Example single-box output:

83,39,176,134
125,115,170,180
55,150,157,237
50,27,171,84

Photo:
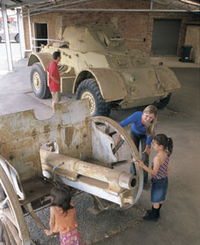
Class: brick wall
23,0,198,56
23,12,62,53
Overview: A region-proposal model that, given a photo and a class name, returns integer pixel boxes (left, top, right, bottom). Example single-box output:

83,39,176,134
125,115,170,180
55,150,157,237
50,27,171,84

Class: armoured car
28,24,181,116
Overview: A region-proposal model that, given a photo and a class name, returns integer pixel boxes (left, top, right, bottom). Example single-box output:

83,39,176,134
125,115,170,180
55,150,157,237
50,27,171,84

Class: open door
152,19,181,55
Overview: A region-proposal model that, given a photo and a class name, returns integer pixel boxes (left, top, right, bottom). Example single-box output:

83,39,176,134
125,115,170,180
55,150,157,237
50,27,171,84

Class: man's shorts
51,92,60,103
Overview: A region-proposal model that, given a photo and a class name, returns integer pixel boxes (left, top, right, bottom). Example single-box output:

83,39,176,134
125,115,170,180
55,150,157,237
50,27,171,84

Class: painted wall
185,25,200,64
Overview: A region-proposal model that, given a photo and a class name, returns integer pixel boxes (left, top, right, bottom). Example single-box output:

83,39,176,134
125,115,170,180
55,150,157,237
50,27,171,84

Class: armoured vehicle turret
28,23,181,116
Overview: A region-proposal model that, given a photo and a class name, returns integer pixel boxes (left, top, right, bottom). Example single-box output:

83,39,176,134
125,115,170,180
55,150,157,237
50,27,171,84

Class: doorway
34,23,48,51
152,19,181,55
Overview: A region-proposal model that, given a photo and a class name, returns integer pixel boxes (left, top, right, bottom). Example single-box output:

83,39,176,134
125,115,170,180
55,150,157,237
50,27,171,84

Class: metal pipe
26,8,200,17
40,149,135,192
180,0,200,6
56,175,134,206
31,38,64,42
47,8,200,12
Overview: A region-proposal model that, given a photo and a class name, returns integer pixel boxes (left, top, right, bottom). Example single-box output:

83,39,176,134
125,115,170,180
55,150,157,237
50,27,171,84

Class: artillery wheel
89,116,143,210
30,63,51,99
0,157,32,244
76,78,111,117
155,93,171,109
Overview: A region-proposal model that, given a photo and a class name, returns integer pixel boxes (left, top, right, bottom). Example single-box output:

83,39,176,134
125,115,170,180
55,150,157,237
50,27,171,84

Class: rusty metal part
0,99,143,242
23,203,47,230
88,116,143,206
40,150,135,192
0,214,22,245
112,138,125,155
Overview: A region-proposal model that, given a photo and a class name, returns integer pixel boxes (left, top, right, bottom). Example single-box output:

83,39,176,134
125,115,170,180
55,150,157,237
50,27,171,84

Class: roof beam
25,8,200,17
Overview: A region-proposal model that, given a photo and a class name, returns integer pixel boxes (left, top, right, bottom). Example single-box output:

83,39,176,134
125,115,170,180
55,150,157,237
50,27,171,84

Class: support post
150,0,154,9
1,4,13,71
27,8,33,51
17,8,25,59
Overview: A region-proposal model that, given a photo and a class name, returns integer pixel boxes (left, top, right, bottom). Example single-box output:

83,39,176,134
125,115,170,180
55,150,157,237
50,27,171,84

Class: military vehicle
28,24,181,116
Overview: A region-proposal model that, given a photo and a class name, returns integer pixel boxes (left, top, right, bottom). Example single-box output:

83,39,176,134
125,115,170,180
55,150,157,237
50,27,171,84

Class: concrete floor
0,43,22,75
0,59,199,245
98,67,200,245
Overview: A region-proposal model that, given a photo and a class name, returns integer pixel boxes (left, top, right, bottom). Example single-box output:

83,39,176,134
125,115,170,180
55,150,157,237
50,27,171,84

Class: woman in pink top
44,187,84,245
136,134,173,221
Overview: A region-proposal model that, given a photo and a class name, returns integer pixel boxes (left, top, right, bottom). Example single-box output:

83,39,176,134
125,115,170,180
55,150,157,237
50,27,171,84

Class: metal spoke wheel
89,116,143,210
0,157,33,245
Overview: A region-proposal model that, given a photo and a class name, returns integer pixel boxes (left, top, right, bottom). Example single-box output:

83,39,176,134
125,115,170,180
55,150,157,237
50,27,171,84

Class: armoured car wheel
155,93,171,109
15,33,19,43
30,63,51,99
76,78,111,117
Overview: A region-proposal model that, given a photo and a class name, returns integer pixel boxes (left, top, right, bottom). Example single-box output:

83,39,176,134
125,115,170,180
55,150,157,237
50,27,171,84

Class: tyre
30,63,51,99
0,36,2,43
15,33,19,43
76,78,111,117
155,93,171,109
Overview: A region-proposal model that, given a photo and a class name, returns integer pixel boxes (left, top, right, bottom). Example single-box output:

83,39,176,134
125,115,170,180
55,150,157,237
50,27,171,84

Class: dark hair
153,134,173,156
52,51,61,60
50,186,72,213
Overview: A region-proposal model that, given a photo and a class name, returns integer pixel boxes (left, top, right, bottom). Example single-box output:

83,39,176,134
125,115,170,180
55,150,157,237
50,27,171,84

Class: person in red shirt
47,51,61,112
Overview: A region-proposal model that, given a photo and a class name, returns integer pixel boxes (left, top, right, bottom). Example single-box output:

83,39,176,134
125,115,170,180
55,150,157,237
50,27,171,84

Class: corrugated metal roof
0,0,100,9
1,0,47,7
153,0,200,10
